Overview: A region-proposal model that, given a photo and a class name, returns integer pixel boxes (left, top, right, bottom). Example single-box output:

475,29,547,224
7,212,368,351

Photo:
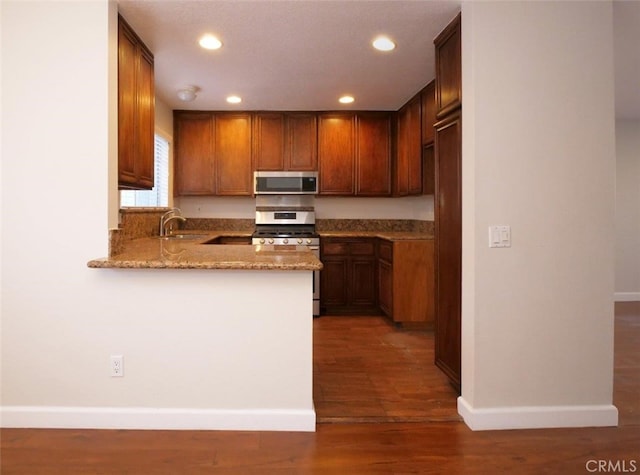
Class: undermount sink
159,234,210,240
202,236,252,245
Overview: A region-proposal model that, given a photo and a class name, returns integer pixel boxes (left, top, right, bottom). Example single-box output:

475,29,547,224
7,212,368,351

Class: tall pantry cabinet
434,13,462,391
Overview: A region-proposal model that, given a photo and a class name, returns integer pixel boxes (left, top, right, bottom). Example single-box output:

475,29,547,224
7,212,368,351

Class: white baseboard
614,292,640,302
457,397,618,431
0,406,316,432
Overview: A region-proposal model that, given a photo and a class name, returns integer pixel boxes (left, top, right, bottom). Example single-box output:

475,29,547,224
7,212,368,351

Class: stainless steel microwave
254,171,318,195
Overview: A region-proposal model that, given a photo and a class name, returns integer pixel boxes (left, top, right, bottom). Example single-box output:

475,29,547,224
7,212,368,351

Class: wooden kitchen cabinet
174,112,215,195
253,113,285,170
377,239,434,324
318,113,356,195
434,110,462,389
118,15,155,190
215,113,252,195
356,113,392,196
421,80,436,145
434,13,461,119
253,113,317,171
394,94,422,196
423,144,435,195
318,112,392,196
320,237,378,315
174,111,252,196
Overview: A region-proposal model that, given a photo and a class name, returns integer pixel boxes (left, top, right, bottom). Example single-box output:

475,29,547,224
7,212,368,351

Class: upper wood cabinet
434,13,461,119
174,112,215,195
118,15,154,190
394,94,422,196
253,113,284,170
318,113,356,195
215,113,252,195
318,112,392,196
253,113,317,171
173,112,253,196
356,113,391,196
421,80,436,145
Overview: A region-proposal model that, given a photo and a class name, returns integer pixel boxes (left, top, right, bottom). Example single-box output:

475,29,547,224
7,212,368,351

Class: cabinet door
356,113,391,196
253,113,285,170
318,114,355,195
136,48,155,188
434,110,462,389
118,16,154,190
215,113,253,195
378,258,393,316
407,96,423,194
286,113,317,171
395,96,422,196
117,21,138,188
174,112,215,195
423,144,435,195
421,80,436,145
320,257,349,309
350,258,377,308
435,13,461,119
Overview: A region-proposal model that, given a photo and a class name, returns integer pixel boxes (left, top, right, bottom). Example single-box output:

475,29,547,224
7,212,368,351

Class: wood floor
1,302,638,474
313,315,460,423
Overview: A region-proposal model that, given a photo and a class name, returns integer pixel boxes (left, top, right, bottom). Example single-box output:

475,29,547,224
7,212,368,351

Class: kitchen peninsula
87,221,321,432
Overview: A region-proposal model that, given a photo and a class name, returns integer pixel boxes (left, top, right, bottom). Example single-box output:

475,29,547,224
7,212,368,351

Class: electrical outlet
110,355,124,377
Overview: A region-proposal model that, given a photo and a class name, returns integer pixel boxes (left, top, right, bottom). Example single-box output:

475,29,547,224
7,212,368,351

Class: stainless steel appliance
254,171,318,195
252,195,320,316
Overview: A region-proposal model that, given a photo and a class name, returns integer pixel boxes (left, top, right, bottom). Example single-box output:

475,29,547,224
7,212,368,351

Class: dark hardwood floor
1,303,638,474
313,315,460,423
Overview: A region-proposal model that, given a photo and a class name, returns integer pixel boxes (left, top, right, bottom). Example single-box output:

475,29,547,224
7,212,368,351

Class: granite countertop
87,231,322,271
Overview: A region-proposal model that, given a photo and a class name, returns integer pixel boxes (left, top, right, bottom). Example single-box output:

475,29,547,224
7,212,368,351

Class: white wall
459,1,618,430
1,1,314,432
177,195,434,221
614,120,640,301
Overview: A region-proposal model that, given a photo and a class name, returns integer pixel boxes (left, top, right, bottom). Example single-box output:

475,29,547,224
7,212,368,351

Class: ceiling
118,0,639,118
117,0,461,111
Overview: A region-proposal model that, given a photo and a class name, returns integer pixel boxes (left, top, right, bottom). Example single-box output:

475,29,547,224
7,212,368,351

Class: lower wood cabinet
320,237,378,315
377,239,434,324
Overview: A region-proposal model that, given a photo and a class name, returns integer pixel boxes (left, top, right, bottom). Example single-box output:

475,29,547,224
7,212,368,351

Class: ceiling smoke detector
177,86,198,102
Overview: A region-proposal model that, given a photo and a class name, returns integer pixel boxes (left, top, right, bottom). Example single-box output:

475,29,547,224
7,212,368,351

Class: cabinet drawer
322,241,349,255
350,241,375,256
378,240,393,262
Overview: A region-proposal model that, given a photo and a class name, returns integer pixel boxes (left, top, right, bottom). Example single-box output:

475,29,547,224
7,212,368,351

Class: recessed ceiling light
226,95,242,104
199,34,222,50
339,95,355,104
372,36,396,52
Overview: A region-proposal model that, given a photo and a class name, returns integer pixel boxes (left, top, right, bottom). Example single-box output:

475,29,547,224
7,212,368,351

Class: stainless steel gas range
252,194,320,316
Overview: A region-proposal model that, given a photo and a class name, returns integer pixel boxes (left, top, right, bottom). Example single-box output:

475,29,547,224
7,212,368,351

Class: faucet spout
159,208,187,237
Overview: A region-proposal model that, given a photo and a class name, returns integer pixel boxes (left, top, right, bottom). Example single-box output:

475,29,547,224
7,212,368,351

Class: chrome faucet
159,208,187,237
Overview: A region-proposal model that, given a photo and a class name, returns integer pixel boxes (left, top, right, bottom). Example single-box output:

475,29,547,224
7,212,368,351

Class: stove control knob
297,238,303,245
268,238,275,244
283,238,289,244
306,238,312,245
259,238,265,245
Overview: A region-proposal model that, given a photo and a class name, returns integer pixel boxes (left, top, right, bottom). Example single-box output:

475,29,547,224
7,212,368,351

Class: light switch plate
489,225,511,248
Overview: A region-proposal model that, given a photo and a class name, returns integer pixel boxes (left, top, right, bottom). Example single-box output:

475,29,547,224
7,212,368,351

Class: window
120,134,169,207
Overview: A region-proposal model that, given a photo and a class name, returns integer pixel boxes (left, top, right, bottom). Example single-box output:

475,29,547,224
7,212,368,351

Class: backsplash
316,219,433,234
